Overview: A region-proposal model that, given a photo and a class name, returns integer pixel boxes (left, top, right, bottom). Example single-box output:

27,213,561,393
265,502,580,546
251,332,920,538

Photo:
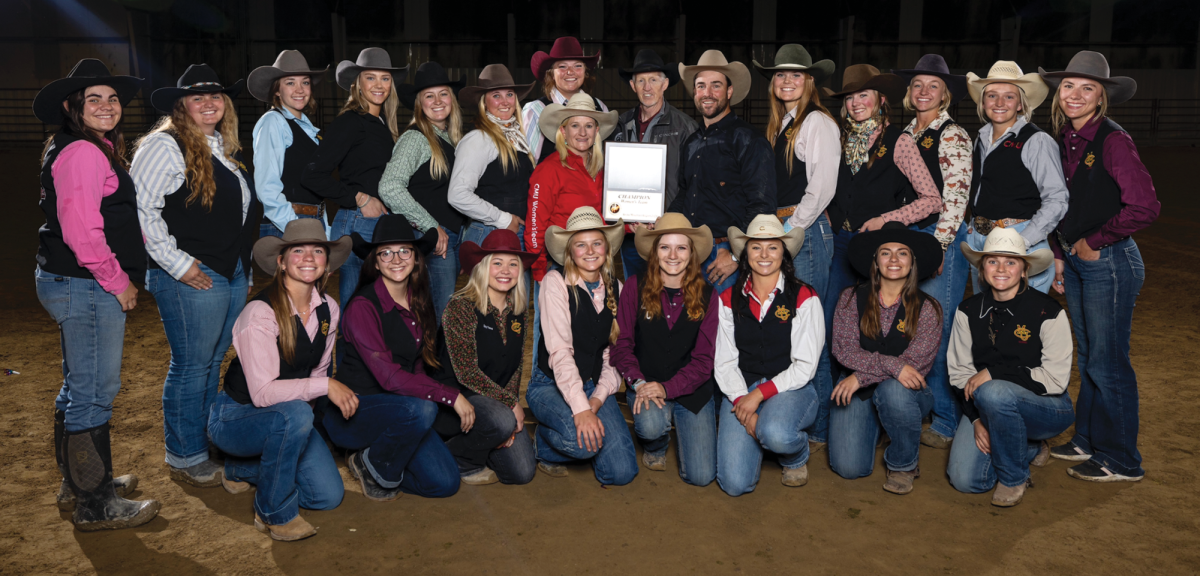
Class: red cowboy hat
530,37,600,80
459,229,538,273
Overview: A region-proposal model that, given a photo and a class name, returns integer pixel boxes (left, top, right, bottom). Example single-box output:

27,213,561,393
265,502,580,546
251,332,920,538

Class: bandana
844,115,881,175
487,111,532,156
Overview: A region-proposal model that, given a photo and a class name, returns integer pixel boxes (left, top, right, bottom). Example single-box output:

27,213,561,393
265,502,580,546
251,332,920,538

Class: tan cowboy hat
247,50,328,102
1038,50,1137,105
253,219,352,276
458,64,536,106
634,213,714,264
537,91,618,142
545,207,625,266
967,60,1049,112
679,50,752,106
728,215,804,259
960,227,1053,277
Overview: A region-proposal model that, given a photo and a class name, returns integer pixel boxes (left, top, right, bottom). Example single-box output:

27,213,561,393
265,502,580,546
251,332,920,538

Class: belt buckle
1056,231,1073,254
842,219,854,232
974,217,994,235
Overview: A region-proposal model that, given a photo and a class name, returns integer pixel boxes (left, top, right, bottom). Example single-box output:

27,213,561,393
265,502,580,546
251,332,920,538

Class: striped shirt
520,88,608,160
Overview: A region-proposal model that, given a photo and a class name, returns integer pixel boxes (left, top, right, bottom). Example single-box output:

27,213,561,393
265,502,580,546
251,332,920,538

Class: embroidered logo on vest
921,136,935,149
774,305,791,322
320,319,329,336
785,126,797,139
1014,324,1032,342
876,144,888,158
1084,151,1096,169
236,160,249,172
1002,140,1024,149
511,320,522,334
896,318,906,334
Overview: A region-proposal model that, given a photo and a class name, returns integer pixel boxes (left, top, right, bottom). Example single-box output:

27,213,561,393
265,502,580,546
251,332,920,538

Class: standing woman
209,220,355,540
610,214,719,484
827,223,942,495
963,61,1067,294
1040,52,1159,482
34,59,160,530
713,215,821,496
524,207,637,485
522,37,609,164
133,64,256,487
247,50,329,238
379,61,466,319
301,47,406,314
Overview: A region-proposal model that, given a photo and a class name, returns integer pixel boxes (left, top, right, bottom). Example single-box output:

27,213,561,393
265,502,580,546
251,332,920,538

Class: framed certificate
602,142,668,223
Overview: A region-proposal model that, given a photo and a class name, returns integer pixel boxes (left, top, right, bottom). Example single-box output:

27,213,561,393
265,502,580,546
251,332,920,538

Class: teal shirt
378,126,453,232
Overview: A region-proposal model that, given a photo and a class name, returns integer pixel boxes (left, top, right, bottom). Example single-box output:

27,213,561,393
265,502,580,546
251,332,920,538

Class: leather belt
292,202,325,217
776,206,796,221
712,236,729,244
972,216,1027,236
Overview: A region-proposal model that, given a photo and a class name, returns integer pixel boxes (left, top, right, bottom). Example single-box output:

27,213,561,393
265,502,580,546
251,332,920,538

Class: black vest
537,282,614,386
959,289,1063,396
475,147,535,218
970,123,1043,221
774,116,810,209
274,109,322,205
337,283,424,396
733,284,809,386
535,95,605,165
223,290,331,405
911,121,957,229
829,125,919,231
852,284,920,399
406,131,467,232
1058,118,1125,246
632,281,715,414
433,303,525,396
37,134,147,285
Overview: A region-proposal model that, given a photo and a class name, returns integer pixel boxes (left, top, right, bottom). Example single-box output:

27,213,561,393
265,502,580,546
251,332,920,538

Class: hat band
182,81,223,90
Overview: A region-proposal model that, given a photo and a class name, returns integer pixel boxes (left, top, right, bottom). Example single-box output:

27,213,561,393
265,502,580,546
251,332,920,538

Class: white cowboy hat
545,207,625,266
966,60,1049,112
960,227,1053,277
679,50,753,106
537,91,618,142
728,214,804,259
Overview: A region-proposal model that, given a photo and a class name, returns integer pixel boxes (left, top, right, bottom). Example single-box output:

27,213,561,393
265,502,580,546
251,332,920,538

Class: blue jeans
330,207,381,314
625,388,717,486
36,269,127,432
259,212,326,239
702,240,738,295
620,235,647,280
917,221,970,439
792,214,835,442
207,392,343,524
147,260,248,468
1062,237,1145,477
525,372,638,486
819,228,860,441
947,380,1074,491
965,220,1053,294
828,378,933,479
438,394,536,485
418,227,459,321
716,380,818,496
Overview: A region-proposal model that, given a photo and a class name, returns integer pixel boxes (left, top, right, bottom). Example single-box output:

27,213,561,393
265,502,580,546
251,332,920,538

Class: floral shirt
904,111,973,250
441,293,527,408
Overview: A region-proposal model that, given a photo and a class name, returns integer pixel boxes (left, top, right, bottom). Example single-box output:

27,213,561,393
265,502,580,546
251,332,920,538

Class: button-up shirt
974,117,1069,249
379,126,454,232
230,288,338,407
668,113,775,236
539,269,622,415
521,88,609,160
903,111,973,249
50,139,132,295
779,107,841,231
525,150,604,281
831,287,939,389
252,109,321,231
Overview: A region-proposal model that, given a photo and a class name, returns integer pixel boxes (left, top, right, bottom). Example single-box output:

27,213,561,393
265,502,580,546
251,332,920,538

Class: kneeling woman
326,215,472,500
714,215,821,496
947,228,1072,506
829,222,942,495
525,207,637,485
610,214,719,485
433,230,538,485
210,220,355,540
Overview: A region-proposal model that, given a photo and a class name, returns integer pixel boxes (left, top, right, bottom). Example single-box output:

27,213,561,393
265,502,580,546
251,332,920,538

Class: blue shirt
252,109,321,231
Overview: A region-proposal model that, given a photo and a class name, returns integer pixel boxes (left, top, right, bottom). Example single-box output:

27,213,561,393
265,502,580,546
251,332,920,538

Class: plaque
602,142,668,223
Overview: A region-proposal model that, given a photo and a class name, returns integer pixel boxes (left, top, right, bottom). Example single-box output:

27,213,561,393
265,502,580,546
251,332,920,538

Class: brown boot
254,513,317,541
991,480,1030,507
1031,441,1051,467
537,462,568,478
883,467,919,495
920,430,952,450
642,452,667,471
460,468,499,486
782,465,809,487
222,476,252,494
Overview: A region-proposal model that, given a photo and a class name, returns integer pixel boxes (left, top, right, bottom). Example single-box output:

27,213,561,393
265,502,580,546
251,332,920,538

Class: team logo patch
1014,324,1032,342
1084,151,1096,169
785,126,797,139
511,320,522,334
237,160,248,172
320,320,329,336
896,318,906,334
921,136,935,149
876,144,888,158
774,305,791,322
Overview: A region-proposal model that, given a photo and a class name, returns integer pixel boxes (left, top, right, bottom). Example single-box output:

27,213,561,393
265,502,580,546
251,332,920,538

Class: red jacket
524,151,604,281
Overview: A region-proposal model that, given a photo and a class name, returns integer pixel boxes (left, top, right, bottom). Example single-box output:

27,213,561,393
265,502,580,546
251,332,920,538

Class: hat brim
349,229,438,262
33,75,143,125
959,241,1054,278
335,61,408,92
847,227,943,281
893,69,969,106
966,72,1049,112
151,79,245,114
537,105,618,142
679,61,753,106
545,221,626,266
1038,68,1137,105
728,225,804,260
752,59,835,83
827,73,907,103
531,52,601,81
458,82,537,108
458,241,539,274
252,234,352,276
247,65,329,103
397,79,467,110
618,65,682,86
634,223,713,265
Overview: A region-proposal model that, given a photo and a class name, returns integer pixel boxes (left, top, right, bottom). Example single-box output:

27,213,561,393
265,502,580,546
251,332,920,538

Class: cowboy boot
55,410,138,511
63,423,160,531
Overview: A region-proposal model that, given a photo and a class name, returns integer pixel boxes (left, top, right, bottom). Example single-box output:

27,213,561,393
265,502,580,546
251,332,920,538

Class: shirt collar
740,273,786,301
486,293,515,315
904,110,951,136
551,88,568,105
373,276,411,313
571,273,608,298
1061,114,1103,143
981,116,1029,143
700,111,739,134
286,287,326,316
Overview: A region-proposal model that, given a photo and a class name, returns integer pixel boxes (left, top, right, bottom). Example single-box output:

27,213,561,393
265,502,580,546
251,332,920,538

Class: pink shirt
863,128,944,226
230,288,339,407
51,140,132,295
538,270,622,415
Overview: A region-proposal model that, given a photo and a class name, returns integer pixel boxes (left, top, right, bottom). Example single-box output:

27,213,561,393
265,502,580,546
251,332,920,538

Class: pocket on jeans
35,274,70,323
1124,245,1145,281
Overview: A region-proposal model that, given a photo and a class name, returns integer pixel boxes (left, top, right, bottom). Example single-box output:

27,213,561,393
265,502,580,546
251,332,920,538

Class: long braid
606,267,620,344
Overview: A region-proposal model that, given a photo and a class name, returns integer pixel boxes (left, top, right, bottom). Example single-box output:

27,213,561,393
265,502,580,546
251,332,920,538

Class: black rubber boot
55,411,138,511
63,423,160,531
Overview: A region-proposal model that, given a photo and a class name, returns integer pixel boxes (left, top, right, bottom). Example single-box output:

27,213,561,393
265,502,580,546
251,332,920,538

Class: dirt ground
0,146,1198,575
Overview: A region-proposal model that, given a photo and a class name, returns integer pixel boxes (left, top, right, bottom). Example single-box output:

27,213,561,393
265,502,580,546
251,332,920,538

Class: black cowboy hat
847,221,943,281
893,54,968,106
33,59,143,125
396,61,466,110
336,47,408,92
151,64,244,114
618,49,681,85
349,214,437,261
247,50,329,103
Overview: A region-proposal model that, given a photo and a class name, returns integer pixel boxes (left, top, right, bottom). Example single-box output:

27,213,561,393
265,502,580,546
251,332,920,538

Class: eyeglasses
376,248,414,262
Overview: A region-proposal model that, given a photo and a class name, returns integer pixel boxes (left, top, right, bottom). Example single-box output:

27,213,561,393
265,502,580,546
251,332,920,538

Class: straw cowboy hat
827,64,906,102
151,64,244,113
458,64,536,106
335,48,407,92
459,229,539,273
960,227,1054,278
531,37,600,80
893,54,968,106
396,61,466,110
967,60,1049,111
1038,50,1137,105
679,50,753,106
847,221,943,281
753,44,835,83
619,49,681,84
247,50,328,103
728,214,804,258
33,59,143,125
537,92,618,142
349,214,437,261
545,206,625,266
252,219,352,276
634,212,714,264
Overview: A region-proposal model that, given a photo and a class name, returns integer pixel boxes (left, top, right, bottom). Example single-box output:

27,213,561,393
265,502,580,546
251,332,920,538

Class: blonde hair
453,253,529,316
341,72,400,140
976,82,1032,125
553,117,604,178
474,95,535,173
902,83,954,114
137,92,241,211
561,230,620,345
765,72,833,176
1050,83,1109,138
407,87,464,180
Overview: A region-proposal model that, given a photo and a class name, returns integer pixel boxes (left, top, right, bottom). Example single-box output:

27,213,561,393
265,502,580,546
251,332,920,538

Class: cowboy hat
252,218,352,276
33,59,142,125
335,48,407,92
827,64,906,102
893,54,968,106
967,60,1049,112
634,212,713,264
458,64,536,107
847,221,942,281
459,229,539,273
247,50,328,103
545,206,625,267
396,61,466,110
960,227,1053,278
753,44,835,83
728,214,804,259
1038,50,1137,105
619,49,681,84
151,64,244,113
530,37,600,80
679,50,753,106
537,92,618,142
349,214,436,261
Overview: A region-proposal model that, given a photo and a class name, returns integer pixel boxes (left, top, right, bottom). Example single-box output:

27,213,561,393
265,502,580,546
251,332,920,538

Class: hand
573,409,605,452
897,364,927,390
706,248,737,285
633,381,667,415
512,403,525,434
831,373,861,407
744,413,759,440
506,214,525,233
180,260,213,291
1052,258,1065,295
115,283,138,312
858,217,886,232
326,378,359,419
964,368,991,401
733,388,764,432
1072,238,1100,262
359,195,387,219
453,394,475,433
433,227,449,258
973,420,991,455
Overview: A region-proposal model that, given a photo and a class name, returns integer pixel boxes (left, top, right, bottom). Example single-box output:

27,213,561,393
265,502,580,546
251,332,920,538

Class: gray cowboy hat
151,64,244,113
893,54,968,106
1038,50,1137,105
753,44,835,83
827,64,906,102
247,50,328,103
335,48,407,92
618,49,681,85
396,61,466,110
33,59,142,125
458,64,536,106
252,219,352,276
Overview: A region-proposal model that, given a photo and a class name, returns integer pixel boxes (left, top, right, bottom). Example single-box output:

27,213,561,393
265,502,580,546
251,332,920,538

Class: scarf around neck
844,115,881,175
487,111,532,155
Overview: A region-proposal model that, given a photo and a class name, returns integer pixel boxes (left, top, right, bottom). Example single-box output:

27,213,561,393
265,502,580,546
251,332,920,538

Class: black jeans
435,394,536,485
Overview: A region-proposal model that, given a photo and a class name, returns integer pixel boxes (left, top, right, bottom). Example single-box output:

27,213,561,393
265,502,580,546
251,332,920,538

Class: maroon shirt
831,287,940,387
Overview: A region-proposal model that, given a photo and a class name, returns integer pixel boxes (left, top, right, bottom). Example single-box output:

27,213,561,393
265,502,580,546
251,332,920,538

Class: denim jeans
1062,237,1145,477
208,392,343,524
947,380,1074,491
965,219,1053,294
322,393,459,498
818,228,859,442
793,214,835,442
525,372,638,486
625,387,717,486
620,235,647,280
418,227,460,321
36,269,127,432
702,240,738,296
828,378,933,479
436,394,536,485
716,380,818,496
330,207,381,315
917,221,969,439
259,212,326,239
147,260,248,467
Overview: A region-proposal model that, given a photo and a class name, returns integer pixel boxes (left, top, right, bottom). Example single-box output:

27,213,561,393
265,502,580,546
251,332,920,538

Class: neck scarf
844,115,881,175
487,112,532,155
